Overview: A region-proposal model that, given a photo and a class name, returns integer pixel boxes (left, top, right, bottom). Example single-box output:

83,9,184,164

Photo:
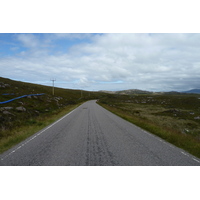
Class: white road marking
180,151,200,163
141,128,200,164
192,158,200,163
181,151,188,156
1,108,77,161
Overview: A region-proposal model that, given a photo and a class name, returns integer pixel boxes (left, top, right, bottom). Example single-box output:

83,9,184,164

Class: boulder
16,106,26,112
0,107,13,111
4,107,13,110
3,110,13,115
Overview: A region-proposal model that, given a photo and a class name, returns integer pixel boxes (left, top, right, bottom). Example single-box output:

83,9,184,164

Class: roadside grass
0,77,106,154
0,103,82,154
98,94,200,158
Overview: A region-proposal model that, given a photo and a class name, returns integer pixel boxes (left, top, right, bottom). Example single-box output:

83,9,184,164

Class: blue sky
0,33,93,56
1,33,200,92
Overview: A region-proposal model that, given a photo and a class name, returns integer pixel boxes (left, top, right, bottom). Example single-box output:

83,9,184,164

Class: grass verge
0,103,82,154
99,103,200,159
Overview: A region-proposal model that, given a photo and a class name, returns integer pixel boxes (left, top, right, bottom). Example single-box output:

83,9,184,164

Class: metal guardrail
0,93,45,104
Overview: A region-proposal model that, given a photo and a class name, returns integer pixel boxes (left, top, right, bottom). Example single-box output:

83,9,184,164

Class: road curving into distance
0,100,200,166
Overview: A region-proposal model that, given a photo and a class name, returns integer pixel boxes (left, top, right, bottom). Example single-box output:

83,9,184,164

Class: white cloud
16,34,40,48
1,33,200,91
53,33,94,40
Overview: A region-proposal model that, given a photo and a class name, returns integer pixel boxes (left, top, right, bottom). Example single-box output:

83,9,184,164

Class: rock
194,116,200,120
34,110,40,114
54,96,63,101
0,82,5,88
3,110,13,115
4,107,13,110
0,82,10,88
0,107,13,111
16,106,26,112
182,128,190,134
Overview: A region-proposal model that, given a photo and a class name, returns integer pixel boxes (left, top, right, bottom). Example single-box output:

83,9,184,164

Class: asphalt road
1,100,200,166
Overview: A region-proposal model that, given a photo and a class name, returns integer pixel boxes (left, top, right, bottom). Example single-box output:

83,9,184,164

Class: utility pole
51,78,56,95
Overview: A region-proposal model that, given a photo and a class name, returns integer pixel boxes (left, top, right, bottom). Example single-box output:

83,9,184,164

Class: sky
0,33,200,92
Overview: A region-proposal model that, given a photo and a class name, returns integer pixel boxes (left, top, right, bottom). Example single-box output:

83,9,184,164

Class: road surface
0,100,200,166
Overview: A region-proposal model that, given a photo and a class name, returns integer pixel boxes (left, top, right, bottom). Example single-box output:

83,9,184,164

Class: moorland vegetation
0,77,103,153
98,93,200,158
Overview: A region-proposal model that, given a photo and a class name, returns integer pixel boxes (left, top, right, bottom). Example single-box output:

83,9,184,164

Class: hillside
0,77,101,145
0,77,89,123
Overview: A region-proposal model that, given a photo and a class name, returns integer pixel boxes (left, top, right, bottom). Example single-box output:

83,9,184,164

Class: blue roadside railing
0,93,45,105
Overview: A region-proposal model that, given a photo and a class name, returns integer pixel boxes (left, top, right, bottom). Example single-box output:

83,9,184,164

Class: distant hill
101,88,200,95
100,89,151,95
99,90,116,94
116,89,151,94
182,89,200,94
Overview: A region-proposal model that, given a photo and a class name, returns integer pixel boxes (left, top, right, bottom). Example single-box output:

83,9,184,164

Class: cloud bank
0,33,200,91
